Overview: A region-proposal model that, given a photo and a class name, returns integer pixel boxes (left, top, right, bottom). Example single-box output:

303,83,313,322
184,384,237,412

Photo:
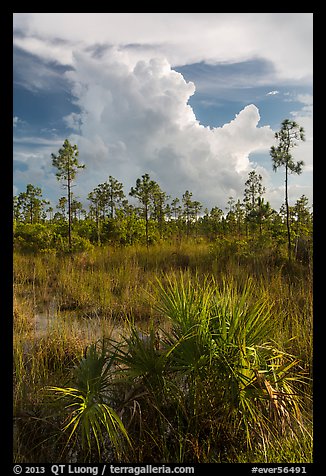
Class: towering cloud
63,50,274,207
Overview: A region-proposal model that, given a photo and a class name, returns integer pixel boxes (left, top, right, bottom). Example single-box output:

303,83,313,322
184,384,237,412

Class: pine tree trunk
285,164,291,261
145,203,149,249
68,177,72,252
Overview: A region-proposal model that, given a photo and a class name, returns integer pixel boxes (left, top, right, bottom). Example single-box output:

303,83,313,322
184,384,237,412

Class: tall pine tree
52,139,85,251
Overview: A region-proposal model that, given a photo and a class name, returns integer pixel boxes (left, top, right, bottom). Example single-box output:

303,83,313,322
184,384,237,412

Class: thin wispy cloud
13,13,313,82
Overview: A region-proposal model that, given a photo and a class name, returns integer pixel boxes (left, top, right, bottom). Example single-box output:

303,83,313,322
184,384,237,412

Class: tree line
13,120,312,260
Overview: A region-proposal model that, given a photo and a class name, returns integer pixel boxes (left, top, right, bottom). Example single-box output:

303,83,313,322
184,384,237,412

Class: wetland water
33,298,129,343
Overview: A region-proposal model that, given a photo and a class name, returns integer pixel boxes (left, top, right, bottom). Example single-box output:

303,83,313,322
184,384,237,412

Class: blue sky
13,13,313,212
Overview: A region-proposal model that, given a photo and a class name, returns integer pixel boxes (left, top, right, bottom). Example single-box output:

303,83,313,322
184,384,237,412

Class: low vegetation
13,240,313,463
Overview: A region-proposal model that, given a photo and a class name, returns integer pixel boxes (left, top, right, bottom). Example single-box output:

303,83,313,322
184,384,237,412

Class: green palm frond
111,324,166,387
49,385,131,458
154,272,214,335
73,339,116,395
48,339,132,459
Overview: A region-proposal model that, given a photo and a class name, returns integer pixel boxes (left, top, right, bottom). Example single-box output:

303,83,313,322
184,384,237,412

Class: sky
13,13,313,213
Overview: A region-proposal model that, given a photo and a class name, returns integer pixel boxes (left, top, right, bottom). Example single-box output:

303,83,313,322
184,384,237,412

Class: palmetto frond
48,340,131,459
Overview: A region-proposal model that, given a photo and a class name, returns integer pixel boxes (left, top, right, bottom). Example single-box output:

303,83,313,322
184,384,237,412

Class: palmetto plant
154,273,309,451
49,339,131,460
211,279,307,447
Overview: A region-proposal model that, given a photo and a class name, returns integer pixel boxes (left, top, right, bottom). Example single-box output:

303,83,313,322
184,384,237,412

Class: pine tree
270,119,305,260
130,173,160,248
52,139,85,251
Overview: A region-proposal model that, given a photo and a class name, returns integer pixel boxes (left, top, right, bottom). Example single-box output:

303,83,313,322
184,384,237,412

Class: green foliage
14,162,312,256
73,220,98,242
51,139,85,182
112,324,166,388
154,274,308,451
14,223,93,253
49,341,131,460
68,234,94,253
270,119,305,173
14,184,49,224
88,177,125,220
130,173,164,246
14,223,56,253
109,211,147,245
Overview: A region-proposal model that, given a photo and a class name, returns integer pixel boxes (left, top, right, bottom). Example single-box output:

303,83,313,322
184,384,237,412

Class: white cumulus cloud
61,51,275,209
